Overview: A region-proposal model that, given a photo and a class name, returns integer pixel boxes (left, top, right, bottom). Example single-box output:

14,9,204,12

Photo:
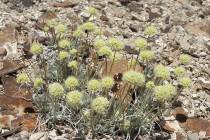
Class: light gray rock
187,132,199,140
29,132,46,140
20,131,29,139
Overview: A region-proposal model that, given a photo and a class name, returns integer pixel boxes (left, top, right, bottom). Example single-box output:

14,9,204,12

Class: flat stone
187,132,199,140
0,60,24,77
29,132,46,140
162,120,182,133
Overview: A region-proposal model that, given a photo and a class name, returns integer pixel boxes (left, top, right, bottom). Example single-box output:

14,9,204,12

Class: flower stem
134,49,140,70
109,51,116,74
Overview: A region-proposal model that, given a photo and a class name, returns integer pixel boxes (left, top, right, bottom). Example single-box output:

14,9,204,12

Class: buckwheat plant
18,9,193,139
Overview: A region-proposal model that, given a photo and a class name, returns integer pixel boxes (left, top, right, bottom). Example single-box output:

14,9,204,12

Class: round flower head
58,51,69,60
86,7,97,16
55,23,67,34
48,83,64,97
81,22,96,32
146,81,155,90
144,25,158,37
107,38,124,51
66,90,83,109
30,41,43,55
91,97,109,115
139,50,155,61
179,77,192,88
16,73,30,84
154,84,176,102
68,60,78,70
98,47,112,57
134,38,147,50
69,49,77,55
122,71,145,86
46,19,58,28
73,28,84,38
65,76,79,91
58,39,71,49
174,66,186,77
34,78,44,88
179,54,191,64
87,79,101,92
102,77,114,90
94,39,106,49
154,64,170,80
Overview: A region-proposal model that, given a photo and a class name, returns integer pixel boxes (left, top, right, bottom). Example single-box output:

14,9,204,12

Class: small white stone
29,132,46,140
199,131,206,138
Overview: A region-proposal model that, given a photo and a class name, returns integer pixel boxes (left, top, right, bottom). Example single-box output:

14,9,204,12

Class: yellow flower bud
122,71,145,86
65,76,79,91
66,90,83,109
144,25,158,37
101,77,114,90
154,64,170,80
91,97,109,115
48,83,64,97
68,60,78,70
30,41,43,55
87,79,101,92
134,38,147,50
16,73,30,84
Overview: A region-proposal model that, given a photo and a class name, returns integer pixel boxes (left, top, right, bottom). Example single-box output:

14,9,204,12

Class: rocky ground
0,0,210,139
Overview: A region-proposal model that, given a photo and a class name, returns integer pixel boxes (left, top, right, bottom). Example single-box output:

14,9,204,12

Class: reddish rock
0,60,25,77
180,118,210,137
0,76,36,131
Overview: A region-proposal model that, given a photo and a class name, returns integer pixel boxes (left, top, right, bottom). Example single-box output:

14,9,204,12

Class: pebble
192,94,198,99
206,40,210,51
199,52,207,57
29,132,46,140
198,131,206,139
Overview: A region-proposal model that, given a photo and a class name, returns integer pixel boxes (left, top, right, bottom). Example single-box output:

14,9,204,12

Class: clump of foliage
18,11,193,139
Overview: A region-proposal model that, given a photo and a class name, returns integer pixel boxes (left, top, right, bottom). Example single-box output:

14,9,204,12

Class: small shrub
20,12,193,139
